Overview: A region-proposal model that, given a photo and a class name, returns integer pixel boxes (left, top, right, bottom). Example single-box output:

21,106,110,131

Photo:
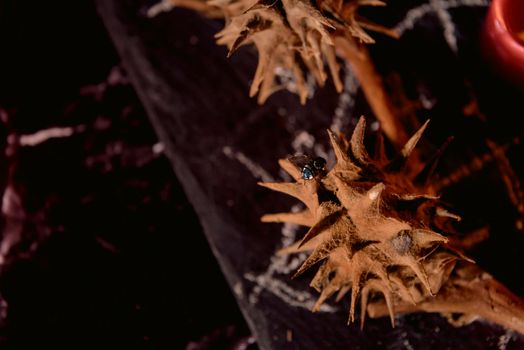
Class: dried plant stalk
367,263,524,334
260,116,524,333
335,35,408,146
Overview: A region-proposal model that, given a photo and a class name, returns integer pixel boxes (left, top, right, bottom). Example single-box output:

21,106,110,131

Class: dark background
0,1,251,348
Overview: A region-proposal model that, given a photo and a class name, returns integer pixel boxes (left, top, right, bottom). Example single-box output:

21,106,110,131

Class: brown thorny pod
259,117,524,334
211,0,396,104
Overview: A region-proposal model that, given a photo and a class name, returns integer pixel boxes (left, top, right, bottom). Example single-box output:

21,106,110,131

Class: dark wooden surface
97,0,524,348
0,1,253,347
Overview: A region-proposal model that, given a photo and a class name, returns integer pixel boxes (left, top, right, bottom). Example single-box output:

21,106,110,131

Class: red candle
482,0,524,87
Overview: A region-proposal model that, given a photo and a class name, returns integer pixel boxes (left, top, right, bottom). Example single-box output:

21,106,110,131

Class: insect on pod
288,155,327,180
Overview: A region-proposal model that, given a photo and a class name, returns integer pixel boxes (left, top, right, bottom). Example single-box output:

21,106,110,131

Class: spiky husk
260,116,467,327
212,0,395,103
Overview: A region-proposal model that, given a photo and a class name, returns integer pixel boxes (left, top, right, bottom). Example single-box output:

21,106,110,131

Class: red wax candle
482,0,524,87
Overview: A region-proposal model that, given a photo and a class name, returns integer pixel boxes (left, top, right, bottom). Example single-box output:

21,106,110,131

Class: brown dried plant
213,0,394,104
259,116,524,334
158,0,394,104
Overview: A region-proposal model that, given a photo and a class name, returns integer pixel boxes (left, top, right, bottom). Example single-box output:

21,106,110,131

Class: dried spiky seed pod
213,0,394,103
260,116,467,326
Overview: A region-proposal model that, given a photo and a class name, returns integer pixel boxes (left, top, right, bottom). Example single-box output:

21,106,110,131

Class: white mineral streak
498,328,515,350
222,146,275,182
291,131,315,153
0,187,24,267
152,142,165,154
395,0,489,42
18,126,84,147
147,0,176,17
244,205,336,311
223,141,338,310
330,63,359,134
222,144,337,310
430,0,459,52
274,67,317,99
